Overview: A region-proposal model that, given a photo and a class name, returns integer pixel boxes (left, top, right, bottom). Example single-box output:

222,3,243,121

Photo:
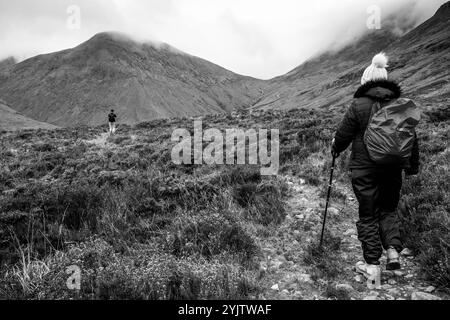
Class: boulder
271,284,280,291
388,279,397,285
298,274,313,283
328,207,340,216
400,248,414,257
336,283,355,294
354,275,363,283
411,292,441,300
387,288,401,296
425,286,436,293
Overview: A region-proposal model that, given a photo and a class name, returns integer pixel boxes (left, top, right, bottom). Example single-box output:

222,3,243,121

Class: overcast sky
0,0,446,79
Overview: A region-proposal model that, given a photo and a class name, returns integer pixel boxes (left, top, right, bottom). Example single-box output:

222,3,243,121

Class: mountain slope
388,1,450,101
252,2,450,112
0,99,57,131
0,57,16,83
0,32,265,127
0,57,16,73
0,3,448,127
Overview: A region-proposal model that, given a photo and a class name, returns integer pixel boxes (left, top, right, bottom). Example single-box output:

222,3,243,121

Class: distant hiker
108,109,117,134
331,53,420,281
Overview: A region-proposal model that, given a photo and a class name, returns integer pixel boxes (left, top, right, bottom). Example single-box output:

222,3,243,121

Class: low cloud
0,0,446,79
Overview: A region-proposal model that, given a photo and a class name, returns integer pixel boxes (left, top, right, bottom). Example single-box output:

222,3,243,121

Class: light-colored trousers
109,122,116,134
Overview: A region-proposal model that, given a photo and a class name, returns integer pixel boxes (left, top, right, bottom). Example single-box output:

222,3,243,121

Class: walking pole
320,154,337,248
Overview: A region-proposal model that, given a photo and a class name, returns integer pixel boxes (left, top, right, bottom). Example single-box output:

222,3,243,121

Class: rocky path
256,175,445,300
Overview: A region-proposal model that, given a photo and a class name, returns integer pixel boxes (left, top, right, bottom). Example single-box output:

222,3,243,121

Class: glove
331,138,340,158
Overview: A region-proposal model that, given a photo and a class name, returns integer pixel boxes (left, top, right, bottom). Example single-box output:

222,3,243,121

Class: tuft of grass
303,232,343,281
324,284,351,300
399,122,450,292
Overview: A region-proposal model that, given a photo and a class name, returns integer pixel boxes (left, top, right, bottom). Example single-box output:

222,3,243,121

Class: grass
0,110,295,299
0,105,448,298
303,232,344,282
398,111,450,292
10,244,50,296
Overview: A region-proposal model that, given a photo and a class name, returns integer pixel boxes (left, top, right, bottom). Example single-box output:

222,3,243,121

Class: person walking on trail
331,53,420,281
108,109,117,134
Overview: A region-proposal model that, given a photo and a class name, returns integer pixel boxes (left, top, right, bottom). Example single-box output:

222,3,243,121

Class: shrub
424,106,450,123
0,180,106,262
232,183,257,208
399,132,450,292
171,212,258,261
303,232,343,281
324,284,351,300
22,152,66,179
33,143,55,152
42,182,105,231
214,166,262,186
242,181,286,226
108,135,131,146
0,170,14,192
2,238,258,300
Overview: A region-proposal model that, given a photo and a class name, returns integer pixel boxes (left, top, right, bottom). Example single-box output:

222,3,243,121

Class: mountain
387,1,450,101
0,32,265,127
0,57,16,82
252,1,450,112
252,28,399,111
0,99,57,131
0,57,16,72
0,3,448,127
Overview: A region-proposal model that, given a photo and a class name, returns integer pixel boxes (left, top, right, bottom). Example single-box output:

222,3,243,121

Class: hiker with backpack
331,53,421,281
108,109,117,134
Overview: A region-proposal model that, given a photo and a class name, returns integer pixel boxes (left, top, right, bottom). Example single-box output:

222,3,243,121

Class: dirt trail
256,175,445,300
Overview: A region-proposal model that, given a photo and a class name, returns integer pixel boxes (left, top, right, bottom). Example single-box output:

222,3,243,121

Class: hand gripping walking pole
320,155,337,248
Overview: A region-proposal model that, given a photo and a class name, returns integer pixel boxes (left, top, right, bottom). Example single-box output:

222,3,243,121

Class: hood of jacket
354,79,402,102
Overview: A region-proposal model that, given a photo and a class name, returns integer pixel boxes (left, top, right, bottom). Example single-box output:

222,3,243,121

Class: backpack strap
364,102,382,145
368,101,382,123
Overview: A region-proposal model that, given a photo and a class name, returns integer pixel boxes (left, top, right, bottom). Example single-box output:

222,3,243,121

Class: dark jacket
334,79,420,173
108,113,117,123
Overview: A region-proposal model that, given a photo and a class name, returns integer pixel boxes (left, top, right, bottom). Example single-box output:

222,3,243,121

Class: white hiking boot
386,246,401,270
355,261,381,290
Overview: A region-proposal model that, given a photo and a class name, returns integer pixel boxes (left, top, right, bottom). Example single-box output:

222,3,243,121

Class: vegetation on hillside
0,104,448,299
399,105,450,290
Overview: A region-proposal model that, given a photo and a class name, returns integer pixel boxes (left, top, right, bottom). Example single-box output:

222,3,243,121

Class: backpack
364,98,421,165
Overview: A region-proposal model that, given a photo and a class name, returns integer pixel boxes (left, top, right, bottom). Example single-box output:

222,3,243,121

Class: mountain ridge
251,2,450,112
0,2,448,128
0,99,57,131
0,32,265,127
